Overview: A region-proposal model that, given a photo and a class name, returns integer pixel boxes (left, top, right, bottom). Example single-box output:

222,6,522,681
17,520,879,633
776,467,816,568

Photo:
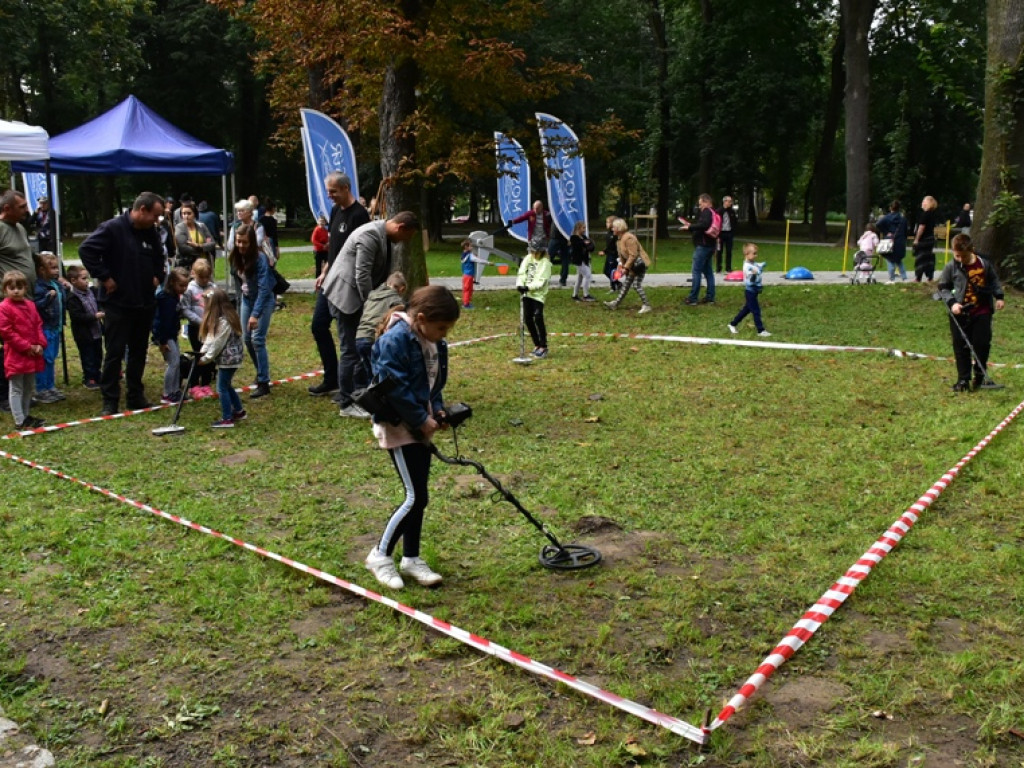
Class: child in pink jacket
0,270,47,430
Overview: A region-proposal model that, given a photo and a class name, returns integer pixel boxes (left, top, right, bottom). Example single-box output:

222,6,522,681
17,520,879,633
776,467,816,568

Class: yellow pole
784,220,791,274
944,220,951,265
842,219,851,275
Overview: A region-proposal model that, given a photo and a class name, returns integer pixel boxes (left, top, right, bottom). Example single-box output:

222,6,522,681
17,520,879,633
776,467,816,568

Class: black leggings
378,442,432,558
523,296,547,349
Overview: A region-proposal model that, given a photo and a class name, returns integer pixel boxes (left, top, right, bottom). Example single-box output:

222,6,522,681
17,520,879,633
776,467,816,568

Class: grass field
2,283,1023,767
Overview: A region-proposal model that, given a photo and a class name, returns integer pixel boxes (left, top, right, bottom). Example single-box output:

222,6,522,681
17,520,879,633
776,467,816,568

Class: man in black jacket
79,192,166,415
716,195,737,273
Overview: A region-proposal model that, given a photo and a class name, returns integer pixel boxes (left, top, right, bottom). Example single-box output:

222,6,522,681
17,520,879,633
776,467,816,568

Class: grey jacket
322,220,391,316
936,255,1003,311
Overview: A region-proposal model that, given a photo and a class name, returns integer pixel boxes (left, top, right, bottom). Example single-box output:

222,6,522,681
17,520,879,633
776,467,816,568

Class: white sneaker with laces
637,304,652,315
758,330,772,337
365,547,404,589
727,324,738,334
340,404,372,419
400,557,443,586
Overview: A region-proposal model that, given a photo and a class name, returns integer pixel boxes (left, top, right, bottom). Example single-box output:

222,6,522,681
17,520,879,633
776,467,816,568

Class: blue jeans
730,289,764,332
688,245,715,302
217,367,243,420
885,258,907,281
35,327,60,391
241,296,272,384
356,337,373,384
160,337,181,397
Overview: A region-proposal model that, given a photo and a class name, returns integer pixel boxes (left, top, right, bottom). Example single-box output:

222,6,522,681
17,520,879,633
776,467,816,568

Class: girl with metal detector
363,285,461,591
935,234,1006,392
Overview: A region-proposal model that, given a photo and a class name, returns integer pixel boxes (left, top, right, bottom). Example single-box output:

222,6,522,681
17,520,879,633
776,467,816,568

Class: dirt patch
219,448,268,466
760,675,851,729
932,618,969,653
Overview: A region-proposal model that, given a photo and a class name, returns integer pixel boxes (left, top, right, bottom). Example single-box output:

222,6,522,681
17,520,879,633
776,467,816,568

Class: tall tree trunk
973,0,1024,269
810,19,846,242
840,0,876,232
697,0,714,193
648,0,672,238
380,56,427,289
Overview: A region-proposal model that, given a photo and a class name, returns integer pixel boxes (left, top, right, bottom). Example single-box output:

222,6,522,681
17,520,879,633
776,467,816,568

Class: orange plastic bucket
497,264,509,275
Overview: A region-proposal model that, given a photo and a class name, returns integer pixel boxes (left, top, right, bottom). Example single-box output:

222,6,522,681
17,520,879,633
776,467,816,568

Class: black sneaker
28,416,45,428
250,382,271,399
127,401,155,410
699,297,716,305
684,298,699,306
100,402,119,416
308,381,339,397
972,376,986,390
951,379,971,392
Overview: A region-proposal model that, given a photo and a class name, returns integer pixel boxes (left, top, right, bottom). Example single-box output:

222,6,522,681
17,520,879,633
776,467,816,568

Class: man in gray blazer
322,211,419,417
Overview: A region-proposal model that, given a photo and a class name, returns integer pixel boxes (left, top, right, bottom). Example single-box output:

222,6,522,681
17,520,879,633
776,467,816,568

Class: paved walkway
282,270,912,294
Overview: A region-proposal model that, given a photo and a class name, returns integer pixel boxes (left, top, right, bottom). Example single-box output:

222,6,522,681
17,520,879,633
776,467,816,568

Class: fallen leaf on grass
1008,727,1024,741
583,416,600,423
630,346,640,352
624,735,647,756
577,731,597,746
871,710,894,720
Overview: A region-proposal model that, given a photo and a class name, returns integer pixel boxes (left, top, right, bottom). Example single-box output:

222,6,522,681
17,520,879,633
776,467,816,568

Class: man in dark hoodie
79,192,166,415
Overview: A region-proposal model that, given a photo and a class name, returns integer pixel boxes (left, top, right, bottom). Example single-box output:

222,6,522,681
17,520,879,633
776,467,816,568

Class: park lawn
2,284,1023,767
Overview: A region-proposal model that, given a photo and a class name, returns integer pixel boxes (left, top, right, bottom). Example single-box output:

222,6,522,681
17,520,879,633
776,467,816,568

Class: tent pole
45,161,69,386
221,174,228,285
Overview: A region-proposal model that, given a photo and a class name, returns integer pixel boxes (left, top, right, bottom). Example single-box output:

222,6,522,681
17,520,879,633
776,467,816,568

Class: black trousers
523,296,547,349
100,303,156,408
379,442,432,558
950,312,992,382
311,291,339,389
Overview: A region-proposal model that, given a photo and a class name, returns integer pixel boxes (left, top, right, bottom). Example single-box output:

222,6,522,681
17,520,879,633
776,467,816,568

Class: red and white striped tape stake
0,445,706,744
704,395,1024,738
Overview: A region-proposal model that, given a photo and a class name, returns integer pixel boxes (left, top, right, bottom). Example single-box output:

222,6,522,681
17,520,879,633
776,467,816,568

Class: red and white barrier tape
704,395,1024,737
0,445,706,744
1,370,326,440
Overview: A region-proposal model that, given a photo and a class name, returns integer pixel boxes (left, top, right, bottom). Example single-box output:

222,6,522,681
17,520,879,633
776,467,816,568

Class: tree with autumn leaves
212,0,589,288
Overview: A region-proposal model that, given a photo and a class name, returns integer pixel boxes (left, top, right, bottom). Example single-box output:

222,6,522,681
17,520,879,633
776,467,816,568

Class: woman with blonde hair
603,218,652,314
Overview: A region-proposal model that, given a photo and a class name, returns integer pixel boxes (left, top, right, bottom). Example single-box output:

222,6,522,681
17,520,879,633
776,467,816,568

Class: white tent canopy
0,119,50,162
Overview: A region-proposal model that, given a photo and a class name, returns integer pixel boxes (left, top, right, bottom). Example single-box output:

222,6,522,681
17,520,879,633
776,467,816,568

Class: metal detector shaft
430,444,565,552
943,301,998,386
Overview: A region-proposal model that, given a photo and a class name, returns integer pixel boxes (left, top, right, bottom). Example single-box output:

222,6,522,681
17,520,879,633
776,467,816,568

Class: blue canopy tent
13,95,235,278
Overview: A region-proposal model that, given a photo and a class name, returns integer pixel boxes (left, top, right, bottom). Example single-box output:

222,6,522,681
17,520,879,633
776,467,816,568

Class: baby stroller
850,250,879,285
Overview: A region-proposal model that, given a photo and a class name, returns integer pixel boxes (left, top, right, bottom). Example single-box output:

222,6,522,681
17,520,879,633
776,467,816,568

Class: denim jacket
33,278,64,331
370,317,447,430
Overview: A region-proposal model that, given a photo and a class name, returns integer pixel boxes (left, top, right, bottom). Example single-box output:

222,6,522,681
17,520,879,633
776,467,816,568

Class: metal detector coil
430,414,601,571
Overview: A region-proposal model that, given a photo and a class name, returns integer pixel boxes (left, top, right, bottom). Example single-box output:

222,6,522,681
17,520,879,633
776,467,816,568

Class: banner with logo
535,113,587,238
22,172,59,215
300,108,359,220
494,132,530,243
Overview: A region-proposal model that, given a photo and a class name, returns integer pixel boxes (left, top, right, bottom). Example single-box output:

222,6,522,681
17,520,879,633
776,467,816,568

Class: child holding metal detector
198,289,246,428
516,245,551,358
936,234,1005,392
152,267,189,404
364,284,461,590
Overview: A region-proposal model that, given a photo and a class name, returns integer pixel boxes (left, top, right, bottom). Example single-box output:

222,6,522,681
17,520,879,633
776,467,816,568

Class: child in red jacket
311,216,329,277
0,270,47,430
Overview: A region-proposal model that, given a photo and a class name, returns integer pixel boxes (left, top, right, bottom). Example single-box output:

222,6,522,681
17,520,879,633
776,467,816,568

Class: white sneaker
758,330,772,337
400,557,443,586
637,304,653,315
727,324,738,335
365,547,404,589
339,404,372,419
